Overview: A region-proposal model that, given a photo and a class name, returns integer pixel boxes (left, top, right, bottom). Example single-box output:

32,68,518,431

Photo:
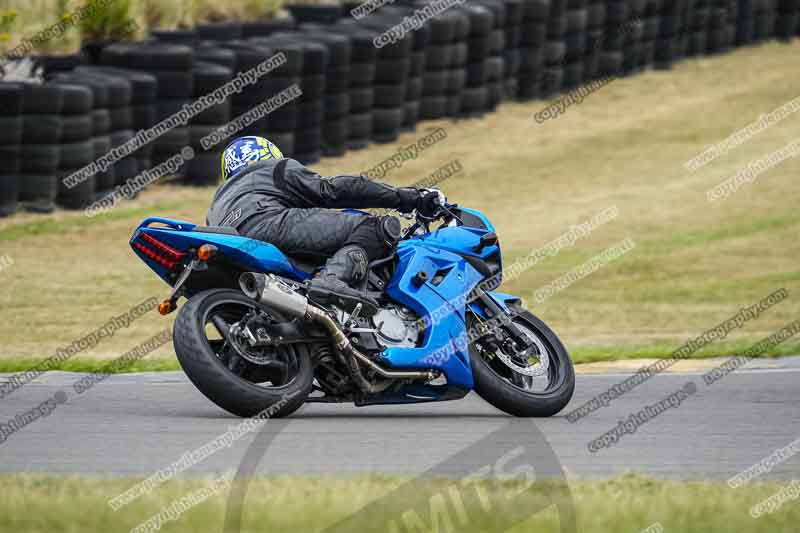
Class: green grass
0,474,796,533
1,41,800,370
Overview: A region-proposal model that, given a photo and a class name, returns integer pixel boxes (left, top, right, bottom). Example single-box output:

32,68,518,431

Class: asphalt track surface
1,364,798,481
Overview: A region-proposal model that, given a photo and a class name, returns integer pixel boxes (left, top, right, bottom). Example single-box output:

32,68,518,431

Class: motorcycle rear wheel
173,288,313,418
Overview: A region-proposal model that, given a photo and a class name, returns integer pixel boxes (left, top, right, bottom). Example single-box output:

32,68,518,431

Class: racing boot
307,245,378,314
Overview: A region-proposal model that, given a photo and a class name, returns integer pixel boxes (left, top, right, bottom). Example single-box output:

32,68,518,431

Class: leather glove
416,190,441,218
397,187,422,213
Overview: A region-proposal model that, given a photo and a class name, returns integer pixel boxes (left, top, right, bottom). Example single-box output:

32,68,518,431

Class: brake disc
495,324,550,378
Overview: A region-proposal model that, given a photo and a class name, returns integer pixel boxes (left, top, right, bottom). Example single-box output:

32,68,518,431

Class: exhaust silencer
239,272,308,318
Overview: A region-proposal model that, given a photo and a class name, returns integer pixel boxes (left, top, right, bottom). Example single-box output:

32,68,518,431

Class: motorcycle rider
206,136,442,311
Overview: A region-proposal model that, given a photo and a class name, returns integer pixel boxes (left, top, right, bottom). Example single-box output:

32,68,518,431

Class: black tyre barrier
196,42,238,70
249,37,305,76
113,156,139,185
151,29,197,46
102,42,193,72
33,53,87,77
192,62,234,125
267,104,297,132
322,119,349,156
0,116,23,145
402,99,420,130
566,7,589,32
0,83,22,217
108,106,133,131
197,22,244,42
0,82,24,116
109,130,138,185
93,136,116,193
348,112,373,148
322,91,350,121
57,167,94,210
241,17,297,38
471,1,501,108
19,84,63,213
77,66,158,106
22,83,64,114
372,107,404,143
523,0,551,22
419,95,448,120
19,173,57,213
20,139,61,172
101,44,192,176
518,0,547,100
50,73,109,109
267,132,296,156
288,4,342,25
0,173,19,216
426,44,455,70
540,66,564,98
294,124,322,165
588,2,606,27
81,39,117,66
152,70,195,99
298,32,351,158
185,151,224,186
350,86,375,114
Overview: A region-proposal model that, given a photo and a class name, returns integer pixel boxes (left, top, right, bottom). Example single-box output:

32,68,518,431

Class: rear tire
470,306,575,417
173,289,313,418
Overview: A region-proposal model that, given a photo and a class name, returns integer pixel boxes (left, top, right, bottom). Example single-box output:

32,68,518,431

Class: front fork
471,287,533,352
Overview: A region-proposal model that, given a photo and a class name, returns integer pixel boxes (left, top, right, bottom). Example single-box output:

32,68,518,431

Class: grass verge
0,474,795,532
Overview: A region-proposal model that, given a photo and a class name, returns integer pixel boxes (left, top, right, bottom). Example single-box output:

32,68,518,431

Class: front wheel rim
473,316,562,395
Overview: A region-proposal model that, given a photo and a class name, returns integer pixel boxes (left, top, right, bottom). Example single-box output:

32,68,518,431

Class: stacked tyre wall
49,71,114,205
360,9,414,142
337,24,378,149
419,8,457,120
19,84,63,213
501,0,523,98
478,1,507,110
52,83,95,209
543,0,567,97
3,0,800,217
0,84,23,216
403,14,429,130
462,4,494,115
777,0,800,39
518,0,548,98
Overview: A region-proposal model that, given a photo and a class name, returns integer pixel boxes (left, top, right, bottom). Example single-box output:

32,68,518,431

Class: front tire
173,289,313,418
470,306,575,417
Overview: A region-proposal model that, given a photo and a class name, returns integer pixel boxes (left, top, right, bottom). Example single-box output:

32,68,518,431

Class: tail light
134,233,187,270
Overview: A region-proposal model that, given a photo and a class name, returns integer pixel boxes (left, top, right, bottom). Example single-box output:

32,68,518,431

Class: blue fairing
381,242,483,390
131,207,522,404
468,292,522,318
130,218,311,286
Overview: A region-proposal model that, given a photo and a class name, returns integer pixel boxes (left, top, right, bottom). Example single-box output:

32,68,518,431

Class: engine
371,306,421,348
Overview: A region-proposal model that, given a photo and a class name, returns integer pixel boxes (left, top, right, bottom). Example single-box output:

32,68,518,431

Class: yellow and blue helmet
221,136,283,180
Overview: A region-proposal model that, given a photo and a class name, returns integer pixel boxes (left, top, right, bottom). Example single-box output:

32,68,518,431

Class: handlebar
401,200,461,240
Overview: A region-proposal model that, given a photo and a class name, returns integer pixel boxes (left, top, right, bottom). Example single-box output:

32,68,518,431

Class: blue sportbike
130,199,575,417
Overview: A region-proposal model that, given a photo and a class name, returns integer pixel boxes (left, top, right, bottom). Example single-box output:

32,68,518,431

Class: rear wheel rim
201,298,302,390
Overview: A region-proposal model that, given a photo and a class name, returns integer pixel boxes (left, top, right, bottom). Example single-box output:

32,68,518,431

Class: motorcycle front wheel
469,305,575,417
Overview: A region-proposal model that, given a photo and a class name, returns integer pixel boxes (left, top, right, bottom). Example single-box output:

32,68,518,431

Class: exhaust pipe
239,273,436,388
